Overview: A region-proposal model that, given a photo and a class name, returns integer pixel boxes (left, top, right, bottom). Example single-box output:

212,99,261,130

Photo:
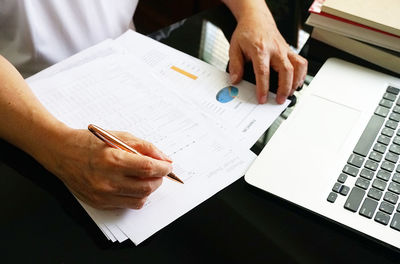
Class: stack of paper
27,30,289,245
306,0,400,74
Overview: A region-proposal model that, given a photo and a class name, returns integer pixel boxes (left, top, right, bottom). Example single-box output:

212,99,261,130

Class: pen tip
174,177,184,184
168,173,184,184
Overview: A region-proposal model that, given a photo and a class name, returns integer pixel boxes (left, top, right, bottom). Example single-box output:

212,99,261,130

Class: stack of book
306,0,400,74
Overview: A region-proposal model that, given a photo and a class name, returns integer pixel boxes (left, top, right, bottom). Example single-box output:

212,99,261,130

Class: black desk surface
1,5,399,263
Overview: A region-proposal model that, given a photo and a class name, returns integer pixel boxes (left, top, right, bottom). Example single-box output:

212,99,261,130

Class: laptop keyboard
327,85,400,232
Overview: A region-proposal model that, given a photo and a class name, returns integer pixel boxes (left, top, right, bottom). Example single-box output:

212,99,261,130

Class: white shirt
0,0,138,76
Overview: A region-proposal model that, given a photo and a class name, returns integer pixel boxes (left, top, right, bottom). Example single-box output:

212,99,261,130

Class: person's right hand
0,55,172,211
37,128,173,210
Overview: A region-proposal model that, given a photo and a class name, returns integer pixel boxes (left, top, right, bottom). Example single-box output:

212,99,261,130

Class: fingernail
161,152,173,163
276,95,286,104
259,95,267,104
230,73,238,83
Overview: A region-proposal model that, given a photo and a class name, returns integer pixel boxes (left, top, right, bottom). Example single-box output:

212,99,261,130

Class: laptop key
383,92,397,101
365,160,379,171
368,188,383,201
388,182,400,194
389,144,400,155
375,211,390,225
379,99,393,109
393,136,400,145
387,86,400,95
385,119,400,129
377,135,390,145
375,106,389,117
372,179,387,191
376,169,391,181
327,192,338,203
344,187,365,212
385,119,398,129
397,204,400,212
338,173,348,183
355,178,370,190
369,151,383,162
347,154,364,168
373,143,387,154
339,185,350,196
381,161,395,172
393,106,400,114
392,173,400,183
383,192,399,204
382,127,395,137
379,201,395,214
353,114,384,156
390,112,400,122
359,198,378,219
342,164,359,176
332,182,341,193
390,213,400,231
360,168,374,180
385,152,399,163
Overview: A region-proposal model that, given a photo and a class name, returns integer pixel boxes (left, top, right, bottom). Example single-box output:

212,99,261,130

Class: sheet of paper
26,39,117,82
80,201,127,242
28,53,256,245
27,30,289,244
114,31,290,149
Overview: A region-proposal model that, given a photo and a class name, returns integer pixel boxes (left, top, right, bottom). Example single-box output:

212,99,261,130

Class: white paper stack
27,30,289,245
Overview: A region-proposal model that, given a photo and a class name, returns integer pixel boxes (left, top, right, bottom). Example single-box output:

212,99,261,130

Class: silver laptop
245,58,400,250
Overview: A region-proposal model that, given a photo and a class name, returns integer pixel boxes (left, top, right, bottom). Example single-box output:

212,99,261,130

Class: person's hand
228,9,308,104
37,128,173,210
1,54,172,211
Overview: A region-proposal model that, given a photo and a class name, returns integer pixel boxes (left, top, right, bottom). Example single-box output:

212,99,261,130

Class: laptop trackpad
245,94,361,202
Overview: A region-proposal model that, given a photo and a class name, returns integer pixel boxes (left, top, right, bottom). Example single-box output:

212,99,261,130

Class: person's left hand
228,9,308,104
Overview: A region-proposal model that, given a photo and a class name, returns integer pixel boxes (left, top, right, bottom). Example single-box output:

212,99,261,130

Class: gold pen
88,124,183,184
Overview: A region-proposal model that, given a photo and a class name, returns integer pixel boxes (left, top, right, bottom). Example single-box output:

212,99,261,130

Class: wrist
223,0,271,23
28,120,74,168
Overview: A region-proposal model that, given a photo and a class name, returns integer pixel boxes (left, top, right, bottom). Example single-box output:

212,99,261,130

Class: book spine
309,0,399,38
306,13,400,52
311,28,400,74
320,0,400,36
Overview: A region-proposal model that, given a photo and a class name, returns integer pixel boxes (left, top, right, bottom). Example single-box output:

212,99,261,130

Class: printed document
27,31,288,244
115,31,290,149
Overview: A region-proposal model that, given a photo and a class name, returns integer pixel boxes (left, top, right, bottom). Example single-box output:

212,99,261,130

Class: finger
131,139,172,162
288,52,308,94
250,49,270,104
115,196,148,210
107,148,173,178
115,132,172,162
228,40,245,84
112,176,163,198
66,168,163,209
287,52,301,95
102,195,149,210
271,55,293,104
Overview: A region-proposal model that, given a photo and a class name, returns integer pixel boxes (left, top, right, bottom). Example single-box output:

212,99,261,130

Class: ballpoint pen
88,124,183,184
